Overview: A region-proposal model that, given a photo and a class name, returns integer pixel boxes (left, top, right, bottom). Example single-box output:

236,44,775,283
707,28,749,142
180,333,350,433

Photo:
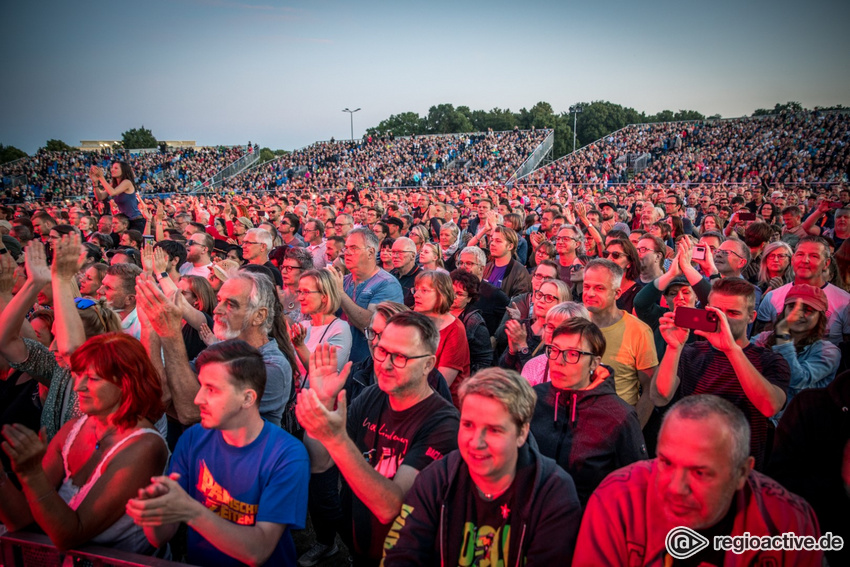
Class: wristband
775,333,791,341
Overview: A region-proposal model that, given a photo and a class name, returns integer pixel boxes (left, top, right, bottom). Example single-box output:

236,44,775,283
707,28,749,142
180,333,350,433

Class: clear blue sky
2,0,848,154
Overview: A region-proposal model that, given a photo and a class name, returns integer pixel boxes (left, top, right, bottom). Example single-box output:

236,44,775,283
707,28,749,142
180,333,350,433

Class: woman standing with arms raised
90,161,146,233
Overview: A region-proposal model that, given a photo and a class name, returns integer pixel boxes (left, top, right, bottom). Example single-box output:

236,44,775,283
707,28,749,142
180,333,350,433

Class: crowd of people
219,129,551,196
0,115,848,566
520,109,849,188
0,145,249,202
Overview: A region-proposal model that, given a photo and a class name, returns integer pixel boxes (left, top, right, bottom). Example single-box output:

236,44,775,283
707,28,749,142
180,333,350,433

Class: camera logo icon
665,526,710,559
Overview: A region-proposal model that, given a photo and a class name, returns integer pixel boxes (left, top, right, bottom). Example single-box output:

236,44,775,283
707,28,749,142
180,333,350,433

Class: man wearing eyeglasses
179,232,214,279
389,237,421,308
554,225,582,280
302,218,327,269
278,212,306,248
242,228,283,288
331,227,403,363
663,193,695,237
296,312,459,566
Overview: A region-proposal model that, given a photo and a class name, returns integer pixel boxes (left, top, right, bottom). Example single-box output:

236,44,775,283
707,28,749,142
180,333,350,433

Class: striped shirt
676,342,790,471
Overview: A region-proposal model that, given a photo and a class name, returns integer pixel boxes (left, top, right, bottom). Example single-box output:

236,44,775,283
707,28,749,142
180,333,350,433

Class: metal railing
0,531,186,567
195,146,261,192
517,125,632,182
507,129,554,186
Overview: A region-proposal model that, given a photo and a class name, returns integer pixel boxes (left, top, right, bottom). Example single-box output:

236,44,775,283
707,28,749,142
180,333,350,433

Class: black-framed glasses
545,345,595,364
281,265,302,272
636,247,659,255
364,327,380,341
602,250,626,260
534,290,558,303
714,249,745,260
373,345,430,368
556,236,578,243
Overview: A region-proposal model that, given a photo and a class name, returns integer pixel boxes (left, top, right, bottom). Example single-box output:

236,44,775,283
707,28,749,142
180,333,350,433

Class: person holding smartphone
651,278,790,471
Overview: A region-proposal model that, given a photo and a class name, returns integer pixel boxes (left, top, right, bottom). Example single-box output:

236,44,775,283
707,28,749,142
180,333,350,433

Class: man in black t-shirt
297,311,459,566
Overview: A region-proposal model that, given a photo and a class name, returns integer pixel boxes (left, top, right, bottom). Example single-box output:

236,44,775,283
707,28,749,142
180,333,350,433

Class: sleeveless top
56,416,167,553
112,188,142,220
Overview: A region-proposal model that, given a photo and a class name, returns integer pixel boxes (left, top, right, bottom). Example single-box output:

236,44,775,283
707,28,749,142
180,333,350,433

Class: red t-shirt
437,317,471,407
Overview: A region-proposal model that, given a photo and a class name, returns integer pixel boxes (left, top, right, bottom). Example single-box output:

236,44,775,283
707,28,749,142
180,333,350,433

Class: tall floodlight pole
569,105,583,153
343,108,361,142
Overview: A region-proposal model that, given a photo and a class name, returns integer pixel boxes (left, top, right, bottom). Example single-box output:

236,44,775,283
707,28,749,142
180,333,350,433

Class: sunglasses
602,250,626,260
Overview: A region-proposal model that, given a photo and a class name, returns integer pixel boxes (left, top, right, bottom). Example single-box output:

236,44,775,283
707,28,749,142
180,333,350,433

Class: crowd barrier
0,531,187,567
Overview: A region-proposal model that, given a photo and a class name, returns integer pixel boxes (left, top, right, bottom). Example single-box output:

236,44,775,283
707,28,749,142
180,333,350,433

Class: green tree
673,110,705,121
121,126,158,149
0,144,27,165
367,112,425,137
575,101,644,147
44,139,75,152
259,147,276,162
424,104,474,134
752,102,804,116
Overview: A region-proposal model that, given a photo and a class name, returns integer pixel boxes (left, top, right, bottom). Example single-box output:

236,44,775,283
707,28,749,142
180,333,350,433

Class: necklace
94,427,116,450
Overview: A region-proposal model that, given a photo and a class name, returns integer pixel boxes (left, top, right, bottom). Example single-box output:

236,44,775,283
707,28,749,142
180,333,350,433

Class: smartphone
830,201,843,209
674,307,719,333
143,234,156,244
693,245,706,260
738,213,756,222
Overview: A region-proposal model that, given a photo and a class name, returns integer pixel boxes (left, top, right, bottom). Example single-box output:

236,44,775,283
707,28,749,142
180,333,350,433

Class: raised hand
658,311,690,350
295,388,348,446
51,233,85,281
0,252,15,295
24,240,51,287
505,319,528,353
199,323,218,346
775,299,803,336
307,343,351,408
287,320,307,347
693,306,738,353
135,273,183,338
141,243,155,274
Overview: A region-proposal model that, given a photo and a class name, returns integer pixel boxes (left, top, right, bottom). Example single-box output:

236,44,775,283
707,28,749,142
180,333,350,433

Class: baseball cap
236,217,254,230
784,284,827,312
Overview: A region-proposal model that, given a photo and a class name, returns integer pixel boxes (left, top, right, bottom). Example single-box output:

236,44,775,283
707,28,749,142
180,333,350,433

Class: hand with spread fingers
295,388,348,447
24,240,51,287
52,234,85,282
303,343,351,408
135,273,183,338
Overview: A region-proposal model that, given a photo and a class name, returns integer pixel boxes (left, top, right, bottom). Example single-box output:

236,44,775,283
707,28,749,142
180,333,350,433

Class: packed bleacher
0,111,848,566
219,128,551,194
520,110,850,189
0,145,248,202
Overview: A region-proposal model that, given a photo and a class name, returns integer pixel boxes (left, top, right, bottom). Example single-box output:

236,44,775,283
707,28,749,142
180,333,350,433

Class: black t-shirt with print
458,483,517,566
342,384,459,564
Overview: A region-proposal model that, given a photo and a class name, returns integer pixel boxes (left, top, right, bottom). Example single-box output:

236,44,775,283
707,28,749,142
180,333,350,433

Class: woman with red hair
0,333,169,555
